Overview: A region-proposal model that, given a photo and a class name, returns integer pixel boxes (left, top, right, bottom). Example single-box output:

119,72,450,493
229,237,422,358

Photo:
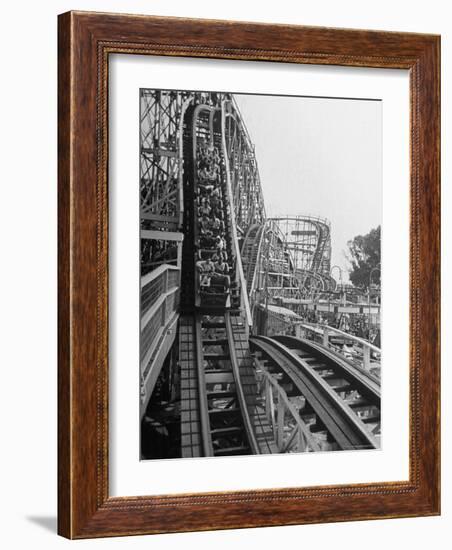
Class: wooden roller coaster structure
140,91,380,458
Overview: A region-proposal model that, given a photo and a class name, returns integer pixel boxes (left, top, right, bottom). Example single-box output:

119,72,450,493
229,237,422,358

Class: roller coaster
271,215,336,294
140,90,381,459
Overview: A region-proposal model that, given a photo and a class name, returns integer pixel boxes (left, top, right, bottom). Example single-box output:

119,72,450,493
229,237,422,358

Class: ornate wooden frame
58,11,440,539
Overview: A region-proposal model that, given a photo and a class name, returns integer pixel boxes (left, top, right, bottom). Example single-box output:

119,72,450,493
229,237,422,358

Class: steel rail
221,100,253,326
194,315,215,456
177,96,194,227
224,312,260,455
240,222,266,301
248,225,266,294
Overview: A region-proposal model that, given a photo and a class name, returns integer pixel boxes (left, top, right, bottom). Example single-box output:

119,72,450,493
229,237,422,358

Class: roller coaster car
200,290,231,309
189,105,237,312
198,275,231,308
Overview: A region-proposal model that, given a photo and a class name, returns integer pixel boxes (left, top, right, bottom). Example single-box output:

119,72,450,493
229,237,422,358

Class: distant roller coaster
271,216,335,294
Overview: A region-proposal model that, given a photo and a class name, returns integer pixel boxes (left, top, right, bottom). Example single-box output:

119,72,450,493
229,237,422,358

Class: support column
363,345,371,371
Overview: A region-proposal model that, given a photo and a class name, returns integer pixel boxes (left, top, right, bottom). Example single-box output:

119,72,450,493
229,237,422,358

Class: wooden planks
179,317,202,458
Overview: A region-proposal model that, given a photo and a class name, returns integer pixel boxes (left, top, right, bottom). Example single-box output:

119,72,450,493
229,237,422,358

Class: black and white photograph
0,0,445,546
139,89,382,460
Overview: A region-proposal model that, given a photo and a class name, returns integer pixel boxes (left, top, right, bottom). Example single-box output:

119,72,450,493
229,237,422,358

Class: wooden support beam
140,213,180,223
277,397,285,450
141,230,184,242
141,147,178,157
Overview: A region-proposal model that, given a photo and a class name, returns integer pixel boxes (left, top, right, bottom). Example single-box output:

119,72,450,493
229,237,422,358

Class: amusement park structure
140,89,381,460
271,215,336,294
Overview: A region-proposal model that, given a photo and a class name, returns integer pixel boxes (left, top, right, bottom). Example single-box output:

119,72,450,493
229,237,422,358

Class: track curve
250,336,379,451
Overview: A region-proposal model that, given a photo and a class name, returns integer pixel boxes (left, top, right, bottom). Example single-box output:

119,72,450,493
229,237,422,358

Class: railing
221,100,252,326
225,312,261,455
244,224,266,317
140,264,180,380
177,96,194,227
298,323,381,372
254,357,321,453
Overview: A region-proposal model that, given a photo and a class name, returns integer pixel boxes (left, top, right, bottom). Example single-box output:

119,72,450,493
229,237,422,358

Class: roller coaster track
296,268,336,293
179,103,260,457
274,335,381,407
310,218,330,274
196,313,260,456
242,221,305,307
250,336,380,450
241,223,266,297
271,216,333,293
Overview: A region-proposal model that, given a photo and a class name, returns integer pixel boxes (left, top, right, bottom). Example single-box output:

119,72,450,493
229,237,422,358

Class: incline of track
178,101,379,458
250,336,379,451
241,224,264,292
194,312,260,456
179,103,261,457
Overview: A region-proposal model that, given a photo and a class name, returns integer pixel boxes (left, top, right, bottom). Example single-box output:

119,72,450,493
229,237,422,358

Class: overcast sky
233,93,382,281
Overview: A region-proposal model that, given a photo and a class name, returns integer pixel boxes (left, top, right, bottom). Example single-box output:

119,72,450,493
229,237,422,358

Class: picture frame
58,10,440,539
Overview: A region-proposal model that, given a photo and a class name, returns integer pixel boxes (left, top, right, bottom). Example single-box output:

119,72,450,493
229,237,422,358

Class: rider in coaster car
210,217,222,234
211,259,230,290
198,200,212,217
196,257,215,287
206,163,220,184
200,214,215,236
215,235,226,252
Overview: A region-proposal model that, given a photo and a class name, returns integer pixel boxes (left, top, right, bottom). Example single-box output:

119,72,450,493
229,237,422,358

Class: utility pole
368,266,381,342
330,265,343,326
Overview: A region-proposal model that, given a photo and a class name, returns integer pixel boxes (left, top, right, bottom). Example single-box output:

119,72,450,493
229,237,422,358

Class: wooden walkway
179,316,202,458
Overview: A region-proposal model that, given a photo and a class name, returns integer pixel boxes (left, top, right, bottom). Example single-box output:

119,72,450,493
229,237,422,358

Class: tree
346,226,381,290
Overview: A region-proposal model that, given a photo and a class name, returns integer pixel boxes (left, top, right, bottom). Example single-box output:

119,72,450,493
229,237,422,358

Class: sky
233,93,382,282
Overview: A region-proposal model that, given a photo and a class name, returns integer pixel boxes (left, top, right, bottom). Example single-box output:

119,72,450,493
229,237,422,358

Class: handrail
221,100,252,326
141,286,178,331
140,264,181,372
241,223,258,255
248,224,266,318
141,263,180,289
240,223,266,297
299,323,380,372
249,225,265,293
255,360,321,452
177,97,194,228
300,323,381,353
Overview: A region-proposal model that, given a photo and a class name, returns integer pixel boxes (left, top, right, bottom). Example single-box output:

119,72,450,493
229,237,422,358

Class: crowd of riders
194,141,234,297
